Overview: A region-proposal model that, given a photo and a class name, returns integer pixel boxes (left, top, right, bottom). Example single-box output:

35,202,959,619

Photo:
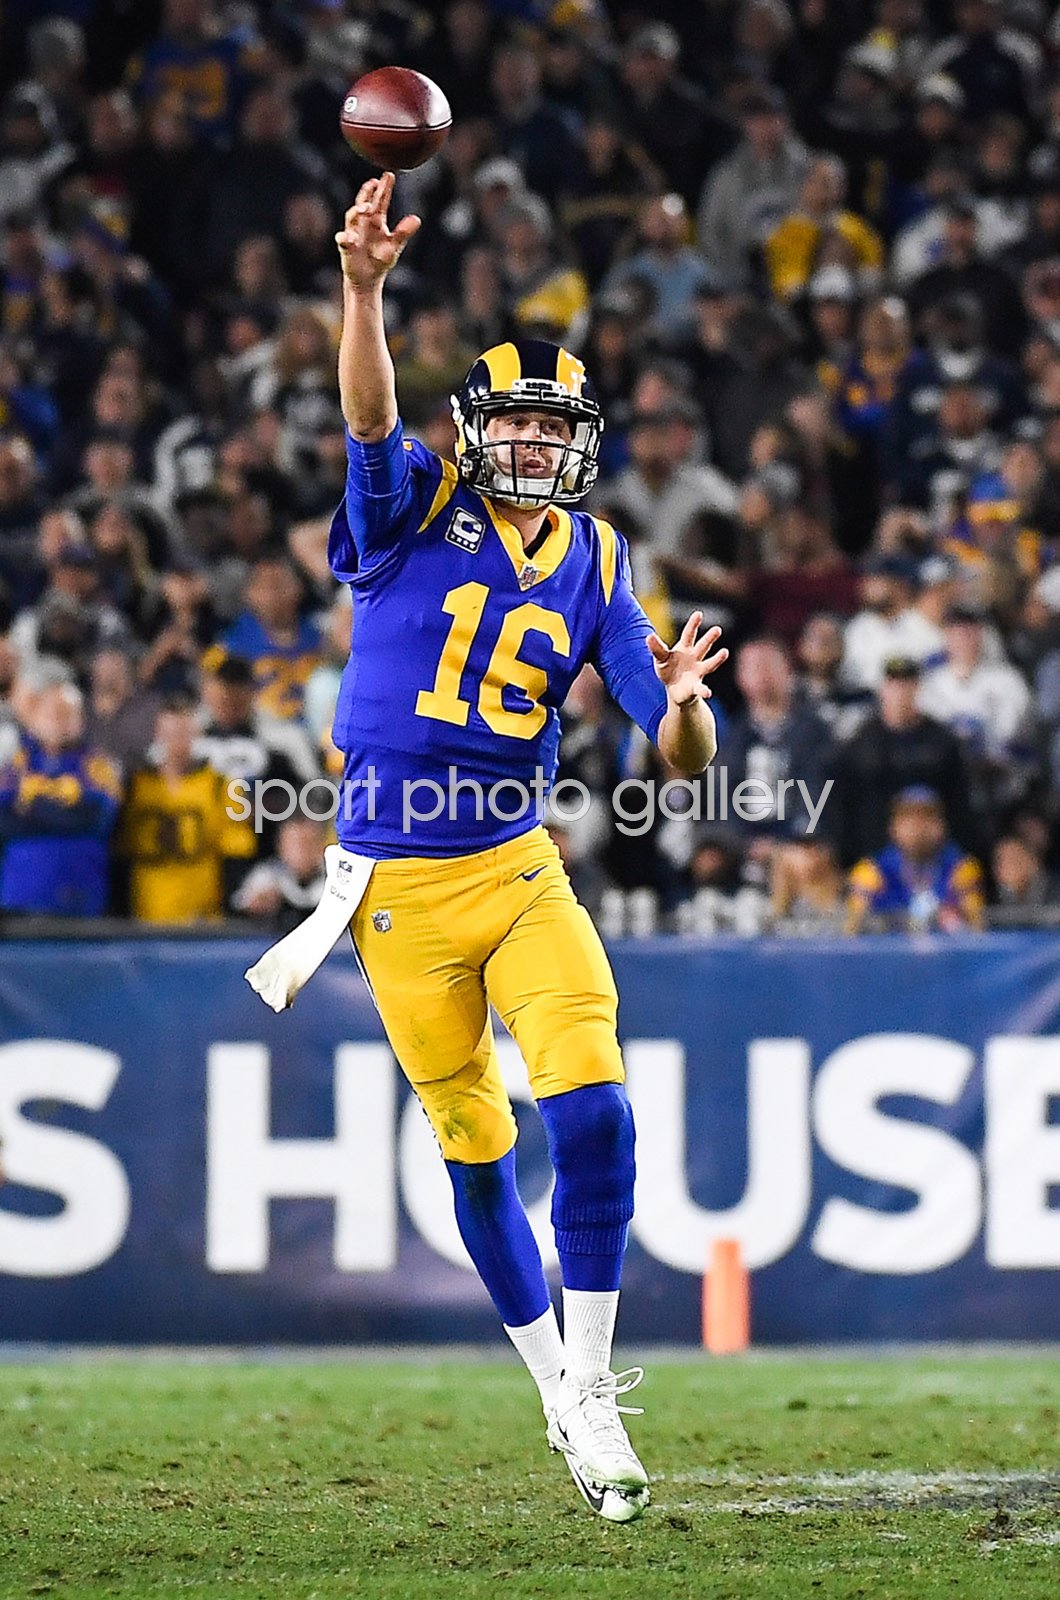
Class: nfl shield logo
372,909,392,933
518,562,543,590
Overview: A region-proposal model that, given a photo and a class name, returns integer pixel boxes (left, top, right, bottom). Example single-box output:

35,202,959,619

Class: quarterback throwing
328,172,727,1522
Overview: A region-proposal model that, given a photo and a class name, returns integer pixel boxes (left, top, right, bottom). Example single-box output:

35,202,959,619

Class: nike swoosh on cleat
520,867,546,881
567,1458,606,1514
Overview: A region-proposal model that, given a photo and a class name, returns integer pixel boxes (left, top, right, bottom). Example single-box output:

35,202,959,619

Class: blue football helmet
451,338,603,509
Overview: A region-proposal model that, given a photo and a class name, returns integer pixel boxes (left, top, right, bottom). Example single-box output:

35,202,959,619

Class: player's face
484,410,573,478
891,804,945,859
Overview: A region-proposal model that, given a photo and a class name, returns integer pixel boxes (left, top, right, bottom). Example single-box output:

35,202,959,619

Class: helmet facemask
453,380,603,508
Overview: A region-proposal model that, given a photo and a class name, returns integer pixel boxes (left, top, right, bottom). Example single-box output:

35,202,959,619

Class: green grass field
1,1351,1059,1599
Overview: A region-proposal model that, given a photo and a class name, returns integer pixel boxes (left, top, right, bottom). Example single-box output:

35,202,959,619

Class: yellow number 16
415,582,571,740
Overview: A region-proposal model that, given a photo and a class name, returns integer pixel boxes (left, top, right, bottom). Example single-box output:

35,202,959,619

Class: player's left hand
647,613,729,705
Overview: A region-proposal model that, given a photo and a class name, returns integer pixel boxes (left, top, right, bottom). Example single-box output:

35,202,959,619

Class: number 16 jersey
327,421,667,858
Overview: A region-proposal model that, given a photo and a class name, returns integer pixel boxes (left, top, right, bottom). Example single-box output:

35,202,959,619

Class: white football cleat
547,1367,650,1520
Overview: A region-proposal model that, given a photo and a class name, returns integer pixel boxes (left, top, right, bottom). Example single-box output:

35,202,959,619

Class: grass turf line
1,1355,1059,1599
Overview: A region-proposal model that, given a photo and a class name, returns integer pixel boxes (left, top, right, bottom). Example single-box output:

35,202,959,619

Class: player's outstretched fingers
646,633,671,664
679,610,704,646
391,213,422,250
694,625,724,659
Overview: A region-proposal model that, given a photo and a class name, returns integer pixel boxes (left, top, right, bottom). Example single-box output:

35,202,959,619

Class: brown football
340,67,452,172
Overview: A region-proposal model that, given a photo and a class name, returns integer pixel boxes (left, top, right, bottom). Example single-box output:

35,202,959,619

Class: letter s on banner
0,1040,130,1277
812,1033,980,1274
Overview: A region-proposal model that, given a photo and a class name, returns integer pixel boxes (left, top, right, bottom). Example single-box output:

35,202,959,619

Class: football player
329,173,727,1521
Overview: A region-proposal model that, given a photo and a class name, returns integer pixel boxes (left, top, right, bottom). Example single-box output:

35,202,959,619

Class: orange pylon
703,1237,750,1353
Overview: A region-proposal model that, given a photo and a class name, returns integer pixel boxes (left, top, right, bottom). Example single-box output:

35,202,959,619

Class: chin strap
244,844,375,1011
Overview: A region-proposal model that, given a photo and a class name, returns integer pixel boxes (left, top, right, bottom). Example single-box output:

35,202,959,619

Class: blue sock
537,1083,635,1292
445,1149,551,1327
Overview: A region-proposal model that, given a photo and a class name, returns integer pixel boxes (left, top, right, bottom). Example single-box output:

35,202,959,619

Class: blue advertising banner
2,934,1060,1344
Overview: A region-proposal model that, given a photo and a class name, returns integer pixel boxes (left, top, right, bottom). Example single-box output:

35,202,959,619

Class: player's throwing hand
647,613,729,704
335,171,421,290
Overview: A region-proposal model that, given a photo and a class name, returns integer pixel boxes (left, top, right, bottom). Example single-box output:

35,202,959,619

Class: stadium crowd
2,0,1060,934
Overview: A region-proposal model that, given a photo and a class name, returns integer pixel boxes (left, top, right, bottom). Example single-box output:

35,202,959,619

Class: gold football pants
350,826,624,1163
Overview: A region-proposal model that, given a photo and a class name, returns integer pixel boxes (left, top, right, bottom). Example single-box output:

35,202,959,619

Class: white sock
562,1288,619,1386
504,1304,565,1413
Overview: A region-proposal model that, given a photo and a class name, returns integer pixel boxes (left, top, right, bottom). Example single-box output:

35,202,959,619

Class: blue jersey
849,842,984,927
0,737,121,915
328,422,668,858
222,614,323,724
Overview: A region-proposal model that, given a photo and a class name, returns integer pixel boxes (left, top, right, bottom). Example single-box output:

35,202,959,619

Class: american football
340,66,451,171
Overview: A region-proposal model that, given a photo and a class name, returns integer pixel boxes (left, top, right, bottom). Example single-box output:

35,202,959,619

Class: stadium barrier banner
2,934,1060,1344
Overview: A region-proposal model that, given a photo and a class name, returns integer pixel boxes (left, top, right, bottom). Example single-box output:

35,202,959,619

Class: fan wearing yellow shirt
118,699,255,923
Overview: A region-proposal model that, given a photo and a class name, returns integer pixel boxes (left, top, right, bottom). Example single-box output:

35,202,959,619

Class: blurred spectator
700,484,859,648
990,831,1055,919
595,400,738,621
920,0,1040,123
697,83,808,284
689,303,810,481
490,40,585,207
394,297,475,429
84,645,160,773
221,555,322,725
419,1,498,124
796,611,873,740
559,117,657,288
0,680,121,915
603,192,715,342
846,784,986,933
123,0,263,147
888,293,1025,472
906,195,1026,359
675,822,768,936
497,193,590,345
24,18,87,139
802,39,903,230
0,85,74,228
196,650,317,863
11,542,129,679
842,553,943,688
764,154,884,303
800,266,858,392
620,22,735,207
710,636,832,842
770,833,846,934
117,695,255,922
829,654,975,865
231,814,327,930
918,601,1036,823
172,82,332,290
303,587,352,777
836,296,917,497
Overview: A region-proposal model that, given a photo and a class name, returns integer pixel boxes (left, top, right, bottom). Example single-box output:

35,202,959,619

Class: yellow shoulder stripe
951,857,983,891
593,517,618,604
416,456,460,533
849,859,884,894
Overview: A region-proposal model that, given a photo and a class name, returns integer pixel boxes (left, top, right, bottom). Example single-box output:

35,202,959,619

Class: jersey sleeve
327,420,447,582
589,528,669,745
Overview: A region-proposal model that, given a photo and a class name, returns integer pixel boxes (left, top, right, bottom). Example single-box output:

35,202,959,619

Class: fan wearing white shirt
917,604,1033,763
842,555,944,689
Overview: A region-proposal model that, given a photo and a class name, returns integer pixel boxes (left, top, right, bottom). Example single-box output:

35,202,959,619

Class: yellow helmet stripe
482,342,522,393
